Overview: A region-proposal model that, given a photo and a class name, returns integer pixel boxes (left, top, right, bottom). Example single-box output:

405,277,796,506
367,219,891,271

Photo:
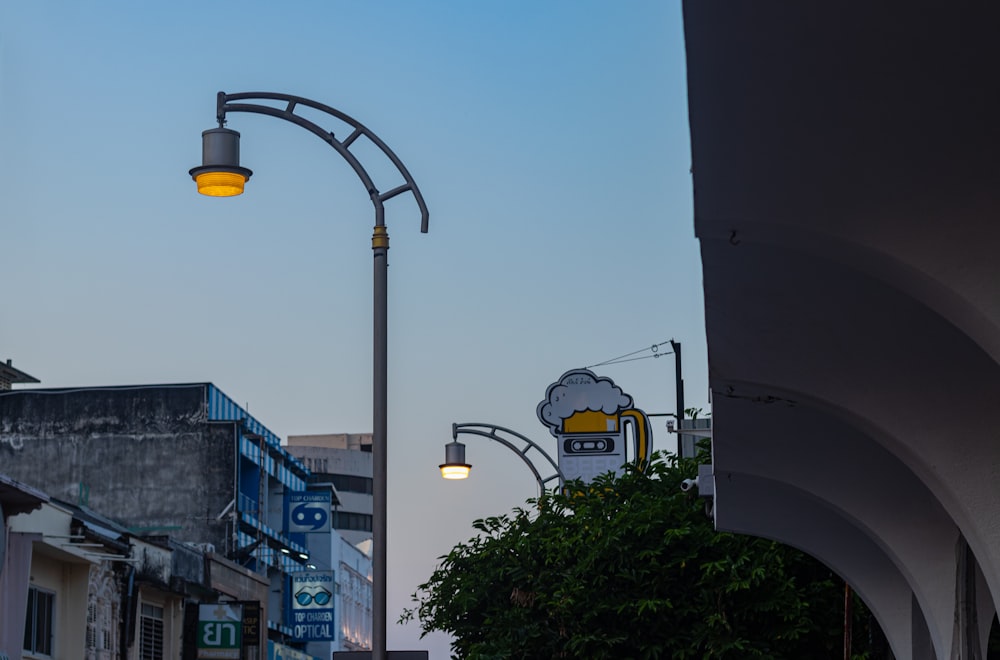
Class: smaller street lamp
442,423,564,496
439,441,472,480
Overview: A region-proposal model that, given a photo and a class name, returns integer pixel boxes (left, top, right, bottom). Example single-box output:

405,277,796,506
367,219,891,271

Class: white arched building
684,2,1000,658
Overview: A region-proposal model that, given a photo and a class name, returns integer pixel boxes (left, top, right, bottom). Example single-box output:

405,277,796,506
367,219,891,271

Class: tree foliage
404,451,881,659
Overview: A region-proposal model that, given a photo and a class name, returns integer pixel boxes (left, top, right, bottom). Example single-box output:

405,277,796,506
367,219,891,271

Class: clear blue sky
1,1,701,655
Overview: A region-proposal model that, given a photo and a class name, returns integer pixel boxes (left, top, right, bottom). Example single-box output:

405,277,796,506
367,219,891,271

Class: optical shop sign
291,570,335,641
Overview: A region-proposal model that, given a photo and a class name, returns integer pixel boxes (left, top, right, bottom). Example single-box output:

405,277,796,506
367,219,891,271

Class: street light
443,423,565,497
439,440,471,480
191,91,428,660
189,127,252,196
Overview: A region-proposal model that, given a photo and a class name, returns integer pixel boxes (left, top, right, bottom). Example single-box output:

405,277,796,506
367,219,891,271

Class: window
139,604,164,660
23,586,54,656
305,457,331,474
332,511,373,532
87,598,116,658
86,602,99,654
330,474,373,494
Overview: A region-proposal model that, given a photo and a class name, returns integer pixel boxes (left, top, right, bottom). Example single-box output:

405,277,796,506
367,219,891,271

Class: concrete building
0,474,271,660
281,433,376,657
684,2,1000,658
7,497,193,660
294,531,373,658
0,383,373,656
0,383,332,653
285,434,374,547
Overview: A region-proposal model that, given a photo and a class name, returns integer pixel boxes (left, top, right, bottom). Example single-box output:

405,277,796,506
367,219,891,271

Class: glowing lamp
440,464,471,480
439,441,471,480
193,170,250,196
189,127,252,197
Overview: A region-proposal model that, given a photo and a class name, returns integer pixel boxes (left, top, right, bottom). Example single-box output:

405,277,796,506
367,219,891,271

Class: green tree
405,451,884,659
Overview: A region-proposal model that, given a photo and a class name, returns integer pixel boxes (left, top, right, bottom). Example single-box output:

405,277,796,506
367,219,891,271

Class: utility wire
588,354,663,367
587,341,673,369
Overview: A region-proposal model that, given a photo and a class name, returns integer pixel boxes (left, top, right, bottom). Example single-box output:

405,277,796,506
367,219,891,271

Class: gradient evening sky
1,2,702,655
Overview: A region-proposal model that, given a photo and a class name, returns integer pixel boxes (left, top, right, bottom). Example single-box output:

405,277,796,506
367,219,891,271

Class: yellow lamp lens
440,465,471,480
195,171,247,197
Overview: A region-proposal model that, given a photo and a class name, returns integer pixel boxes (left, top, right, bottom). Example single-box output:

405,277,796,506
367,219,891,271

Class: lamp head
440,441,471,480
189,127,252,196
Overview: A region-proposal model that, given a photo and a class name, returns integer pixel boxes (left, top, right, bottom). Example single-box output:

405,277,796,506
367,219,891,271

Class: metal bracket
217,91,429,232
452,422,565,496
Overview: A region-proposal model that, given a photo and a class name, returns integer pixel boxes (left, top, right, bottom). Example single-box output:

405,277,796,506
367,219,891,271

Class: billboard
268,641,315,660
240,601,261,650
537,368,652,483
197,603,243,659
287,491,331,533
290,570,336,641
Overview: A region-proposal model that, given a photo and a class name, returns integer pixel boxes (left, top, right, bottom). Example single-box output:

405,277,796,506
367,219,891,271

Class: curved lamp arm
450,422,565,496
212,91,428,231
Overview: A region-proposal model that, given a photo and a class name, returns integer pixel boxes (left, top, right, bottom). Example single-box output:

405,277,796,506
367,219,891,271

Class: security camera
680,478,697,493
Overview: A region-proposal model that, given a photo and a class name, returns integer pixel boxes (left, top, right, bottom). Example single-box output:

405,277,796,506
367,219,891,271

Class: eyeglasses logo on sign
537,368,652,484
294,587,332,607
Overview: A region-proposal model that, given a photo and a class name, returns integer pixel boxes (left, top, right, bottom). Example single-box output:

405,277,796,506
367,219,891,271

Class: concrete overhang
0,359,40,389
0,473,48,517
309,480,342,507
684,0,1000,359
10,499,132,565
684,0,1000,651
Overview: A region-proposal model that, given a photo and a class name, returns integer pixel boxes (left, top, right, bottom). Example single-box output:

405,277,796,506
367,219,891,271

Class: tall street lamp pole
190,91,428,660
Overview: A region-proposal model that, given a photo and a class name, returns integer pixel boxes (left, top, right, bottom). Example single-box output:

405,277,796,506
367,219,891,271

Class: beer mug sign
537,368,652,484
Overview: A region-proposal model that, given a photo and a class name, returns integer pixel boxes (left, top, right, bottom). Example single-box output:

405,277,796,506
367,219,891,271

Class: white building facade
684,3,1000,657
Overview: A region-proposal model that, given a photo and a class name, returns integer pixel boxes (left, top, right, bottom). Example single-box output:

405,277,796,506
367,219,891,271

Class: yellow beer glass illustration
537,369,652,484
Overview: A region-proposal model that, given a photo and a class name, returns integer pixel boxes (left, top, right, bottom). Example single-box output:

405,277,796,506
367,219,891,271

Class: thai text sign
197,603,243,659
291,570,335,641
